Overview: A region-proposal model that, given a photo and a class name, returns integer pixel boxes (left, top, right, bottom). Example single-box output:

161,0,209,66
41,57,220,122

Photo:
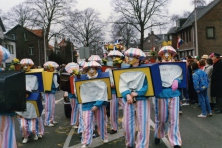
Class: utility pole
44,29,47,63
194,0,199,56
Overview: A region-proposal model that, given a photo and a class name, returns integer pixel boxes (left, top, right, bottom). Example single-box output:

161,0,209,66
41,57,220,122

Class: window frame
206,27,215,39
28,46,34,55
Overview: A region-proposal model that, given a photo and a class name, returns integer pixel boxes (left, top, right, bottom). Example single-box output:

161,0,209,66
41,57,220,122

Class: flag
177,37,184,49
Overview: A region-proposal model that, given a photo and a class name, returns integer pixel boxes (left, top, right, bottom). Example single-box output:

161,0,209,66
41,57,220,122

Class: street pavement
14,90,222,148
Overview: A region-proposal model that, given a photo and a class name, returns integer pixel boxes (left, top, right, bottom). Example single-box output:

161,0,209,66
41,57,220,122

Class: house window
206,27,215,39
11,45,14,54
24,33,27,41
28,46,34,55
11,34,15,40
148,40,150,43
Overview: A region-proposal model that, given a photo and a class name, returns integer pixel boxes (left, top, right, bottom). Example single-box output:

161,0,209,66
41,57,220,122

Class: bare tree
1,2,33,30
62,8,105,49
26,0,76,52
111,17,138,49
111,0,169,50
191,0,207,7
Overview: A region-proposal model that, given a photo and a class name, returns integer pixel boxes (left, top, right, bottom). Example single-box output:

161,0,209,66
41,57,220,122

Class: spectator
203,58,215,111
199,59,206,70
190,62,212,118
186,56,198,104
210,52,222,114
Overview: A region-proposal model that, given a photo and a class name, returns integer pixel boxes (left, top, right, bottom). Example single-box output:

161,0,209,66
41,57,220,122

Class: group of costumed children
0,42,183,148
68,43,183,148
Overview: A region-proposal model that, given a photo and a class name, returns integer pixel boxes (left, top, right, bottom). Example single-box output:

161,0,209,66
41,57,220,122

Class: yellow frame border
113,67,154,98
75,78,112,103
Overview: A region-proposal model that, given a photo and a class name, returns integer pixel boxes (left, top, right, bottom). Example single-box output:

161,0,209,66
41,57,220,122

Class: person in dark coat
210,52,222,114
186,56,198,104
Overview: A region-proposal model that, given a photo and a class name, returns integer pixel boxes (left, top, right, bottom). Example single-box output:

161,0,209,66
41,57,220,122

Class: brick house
168,0,222,58
5,25,53,67
0,17,17,68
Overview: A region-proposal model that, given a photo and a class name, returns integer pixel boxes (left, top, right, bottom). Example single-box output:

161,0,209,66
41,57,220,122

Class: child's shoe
33,135,38,140
22,138,28,143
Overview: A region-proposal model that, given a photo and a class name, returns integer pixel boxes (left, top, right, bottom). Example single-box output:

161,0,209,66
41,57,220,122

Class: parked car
63,91,71,118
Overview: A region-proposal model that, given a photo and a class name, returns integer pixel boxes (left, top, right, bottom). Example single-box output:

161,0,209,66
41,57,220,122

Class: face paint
128,57,138,65
23,65,31,72
162,52,172,61
87,67,98,78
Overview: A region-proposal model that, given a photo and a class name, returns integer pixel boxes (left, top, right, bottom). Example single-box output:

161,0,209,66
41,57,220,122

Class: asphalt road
14,90,222,148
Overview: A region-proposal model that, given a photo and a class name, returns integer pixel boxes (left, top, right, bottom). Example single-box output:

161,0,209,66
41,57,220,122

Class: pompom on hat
209,52,220,58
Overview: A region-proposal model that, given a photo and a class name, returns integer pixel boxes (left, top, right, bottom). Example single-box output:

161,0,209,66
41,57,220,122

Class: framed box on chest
158,62,187,88
75,72,112,104
0,71,26,113
26,92,43,117
112,64,162,98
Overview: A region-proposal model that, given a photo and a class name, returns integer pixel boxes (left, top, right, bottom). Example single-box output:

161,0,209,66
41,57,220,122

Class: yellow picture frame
75,78,112,104
112,67,154,98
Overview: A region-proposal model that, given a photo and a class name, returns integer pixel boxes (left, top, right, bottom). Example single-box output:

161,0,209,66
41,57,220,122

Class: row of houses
143,0,222,59
0,0,222,67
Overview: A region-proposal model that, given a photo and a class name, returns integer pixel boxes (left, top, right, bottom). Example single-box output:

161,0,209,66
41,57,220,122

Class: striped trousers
70,98,79,126
17,117,38,138
78,104,83,134
43,93,55,125
123,99,150,148
37,116,44,135
81,106,107,145
0,116,17,148
154,97,182,147
110,94,124,131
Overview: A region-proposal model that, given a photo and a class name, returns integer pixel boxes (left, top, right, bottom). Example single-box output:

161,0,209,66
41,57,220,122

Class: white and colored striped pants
81,106,107,145
154,97,182,147
78,104,83,134
0,116,17,148
37,116,44,135
17,117,38,138
70,98,79,126
123,99,150,148
110,94,124,131
43,93,55,125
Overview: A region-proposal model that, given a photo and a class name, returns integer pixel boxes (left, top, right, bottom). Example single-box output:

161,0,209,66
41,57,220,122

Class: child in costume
80,61,108,148
106,52,125,134
119,48,150,148
64,63,80,128
16,86,38,143
154,43,182,148
43,62,59,127
0,67,18,148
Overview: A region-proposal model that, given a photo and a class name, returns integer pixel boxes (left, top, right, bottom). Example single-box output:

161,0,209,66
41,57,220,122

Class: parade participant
154,43,182,148
119,48,150,148
16,86,38,143
190,62,211,117
80,61,108,148
0,67,18,148
64,62,80,128
106,50,125,134
43,62,59,127
20,58,34,72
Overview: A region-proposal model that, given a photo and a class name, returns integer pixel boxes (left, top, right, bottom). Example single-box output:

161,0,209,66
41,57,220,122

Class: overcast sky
0,0,213,40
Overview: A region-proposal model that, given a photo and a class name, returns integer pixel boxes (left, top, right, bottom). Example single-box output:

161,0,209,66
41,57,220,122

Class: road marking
150,119,172,148
63,118,172,148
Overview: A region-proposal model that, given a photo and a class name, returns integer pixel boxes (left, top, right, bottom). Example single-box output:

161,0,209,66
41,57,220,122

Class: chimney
151,31,154,34
148,33,150,36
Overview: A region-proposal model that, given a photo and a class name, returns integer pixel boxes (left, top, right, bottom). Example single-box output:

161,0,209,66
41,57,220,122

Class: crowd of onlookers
175,53,222,117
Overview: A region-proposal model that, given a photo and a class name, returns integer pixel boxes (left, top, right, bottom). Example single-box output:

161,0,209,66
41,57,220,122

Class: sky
0,0,213,41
